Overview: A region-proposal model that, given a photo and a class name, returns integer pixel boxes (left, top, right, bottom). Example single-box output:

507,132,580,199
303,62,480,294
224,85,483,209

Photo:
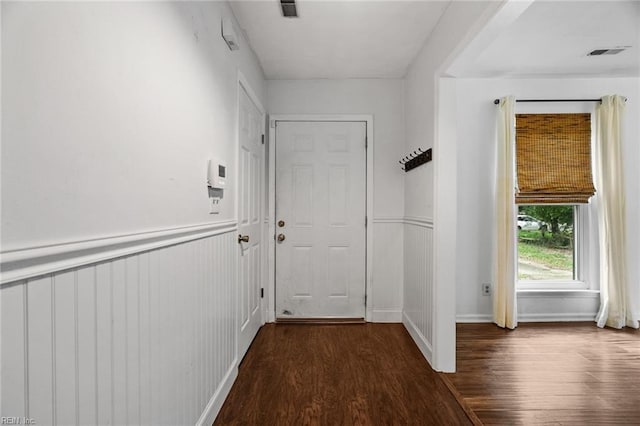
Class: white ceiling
446,0,640,78
231,1,640,80
229,0,450,79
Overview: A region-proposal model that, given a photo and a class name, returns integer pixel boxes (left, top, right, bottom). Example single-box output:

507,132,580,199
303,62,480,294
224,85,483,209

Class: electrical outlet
482,283,491,296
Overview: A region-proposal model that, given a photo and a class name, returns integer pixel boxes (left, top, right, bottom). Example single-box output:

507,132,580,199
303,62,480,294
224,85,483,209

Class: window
517,205,576,282
514,113,595,290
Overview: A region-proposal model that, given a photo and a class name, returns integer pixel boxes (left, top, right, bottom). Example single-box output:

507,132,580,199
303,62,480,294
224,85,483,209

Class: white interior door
275,121,366,318
237,84,263,357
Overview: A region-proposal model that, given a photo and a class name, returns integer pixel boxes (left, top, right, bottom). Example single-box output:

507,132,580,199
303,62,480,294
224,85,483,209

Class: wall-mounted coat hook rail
399,148,424,165
399,147,432,172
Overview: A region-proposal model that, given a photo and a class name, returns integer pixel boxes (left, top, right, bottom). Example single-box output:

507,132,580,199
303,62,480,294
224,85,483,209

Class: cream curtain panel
494,96,518,329
595,95,639,329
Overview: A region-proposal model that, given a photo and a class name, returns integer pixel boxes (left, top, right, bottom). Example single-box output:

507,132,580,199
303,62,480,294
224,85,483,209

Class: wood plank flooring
444,322,640,425
214,323,471,425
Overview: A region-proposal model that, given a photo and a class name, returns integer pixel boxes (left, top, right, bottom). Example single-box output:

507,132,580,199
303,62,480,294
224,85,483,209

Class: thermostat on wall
207,159,226,189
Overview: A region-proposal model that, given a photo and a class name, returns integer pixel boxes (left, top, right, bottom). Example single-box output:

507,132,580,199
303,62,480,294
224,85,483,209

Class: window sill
518,280,590,291
517,289,600,298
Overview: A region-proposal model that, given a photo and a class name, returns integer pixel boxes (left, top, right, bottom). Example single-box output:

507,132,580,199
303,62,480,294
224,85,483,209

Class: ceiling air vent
588,47,628,56
280,0,298,18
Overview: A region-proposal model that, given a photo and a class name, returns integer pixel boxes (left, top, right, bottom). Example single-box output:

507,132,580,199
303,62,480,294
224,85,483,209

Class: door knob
238,234,249,243
278,220,285,228
277,234,286,242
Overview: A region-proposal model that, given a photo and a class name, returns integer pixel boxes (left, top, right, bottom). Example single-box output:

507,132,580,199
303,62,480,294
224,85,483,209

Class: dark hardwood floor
215,322,640,425
214,323,471,425
444,322,640,425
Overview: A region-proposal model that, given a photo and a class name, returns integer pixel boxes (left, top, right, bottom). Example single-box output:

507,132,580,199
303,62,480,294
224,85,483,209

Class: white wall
1,1,265,424
267,80,405,217
267,79,406,322
404,1,498,219
1,1,265,251
454,77,640,322
402,1,499,372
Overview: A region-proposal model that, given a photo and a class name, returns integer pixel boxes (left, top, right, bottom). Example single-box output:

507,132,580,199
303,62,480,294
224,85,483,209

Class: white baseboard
457,313,601,323
196,361,238,426
518,312,597,322
456,314,492,323
371,309,402,323
402,312,433,366
457,312,598,323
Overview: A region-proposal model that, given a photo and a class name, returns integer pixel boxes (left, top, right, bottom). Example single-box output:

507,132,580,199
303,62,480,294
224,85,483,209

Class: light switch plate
209,197,220,214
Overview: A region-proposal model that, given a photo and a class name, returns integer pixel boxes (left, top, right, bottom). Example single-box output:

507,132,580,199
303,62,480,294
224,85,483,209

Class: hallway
2,2,639,425
215,324,470,425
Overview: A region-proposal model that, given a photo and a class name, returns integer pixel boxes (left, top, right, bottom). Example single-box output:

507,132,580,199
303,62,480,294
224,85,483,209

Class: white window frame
517,205,590,291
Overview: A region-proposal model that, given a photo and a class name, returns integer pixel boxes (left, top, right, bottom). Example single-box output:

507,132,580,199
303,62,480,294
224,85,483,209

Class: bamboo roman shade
515,113,595,204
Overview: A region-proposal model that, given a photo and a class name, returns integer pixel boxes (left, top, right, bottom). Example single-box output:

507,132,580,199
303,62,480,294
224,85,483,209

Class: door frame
235,72,267,344
267,115,374,322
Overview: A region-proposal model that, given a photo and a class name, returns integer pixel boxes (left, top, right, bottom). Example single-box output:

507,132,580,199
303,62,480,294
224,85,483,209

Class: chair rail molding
372,216,405,224
1,220,238,285
404,216,434,227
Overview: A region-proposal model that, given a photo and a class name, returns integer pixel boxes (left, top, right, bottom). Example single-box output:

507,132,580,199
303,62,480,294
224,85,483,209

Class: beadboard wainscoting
402,217,434,365
371,217,405,323
1,224,238,426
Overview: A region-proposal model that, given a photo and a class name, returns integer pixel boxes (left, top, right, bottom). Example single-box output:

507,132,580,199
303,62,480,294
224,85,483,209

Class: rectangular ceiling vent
588,47,628,56
280,0,298,18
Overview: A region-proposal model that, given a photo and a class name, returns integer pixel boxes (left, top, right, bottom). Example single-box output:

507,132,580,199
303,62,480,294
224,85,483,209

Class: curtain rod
493,98,627,105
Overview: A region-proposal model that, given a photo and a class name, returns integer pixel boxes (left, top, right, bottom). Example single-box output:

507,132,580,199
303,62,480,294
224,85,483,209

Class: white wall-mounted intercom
207,159,226,189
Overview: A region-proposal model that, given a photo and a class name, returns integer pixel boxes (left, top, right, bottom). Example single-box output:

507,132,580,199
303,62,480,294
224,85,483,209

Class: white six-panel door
275,121,366,318
237,84,263,357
